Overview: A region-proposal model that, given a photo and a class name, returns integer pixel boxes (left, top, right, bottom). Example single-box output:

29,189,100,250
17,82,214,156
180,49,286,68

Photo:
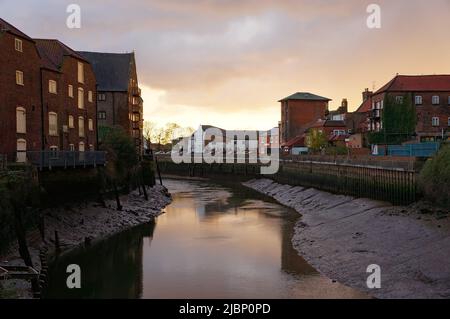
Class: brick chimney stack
341,98,348,113
362,88,373,102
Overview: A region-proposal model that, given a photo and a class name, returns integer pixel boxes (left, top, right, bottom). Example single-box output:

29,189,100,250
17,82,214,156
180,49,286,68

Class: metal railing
25,151,107,170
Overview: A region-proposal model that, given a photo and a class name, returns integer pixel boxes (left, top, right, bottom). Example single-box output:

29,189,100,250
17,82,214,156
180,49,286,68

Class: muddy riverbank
243,178,450,299
0,185,172,299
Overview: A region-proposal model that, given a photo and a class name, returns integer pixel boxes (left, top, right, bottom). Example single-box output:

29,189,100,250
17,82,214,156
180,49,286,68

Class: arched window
16,107,26,133
16,139,27,163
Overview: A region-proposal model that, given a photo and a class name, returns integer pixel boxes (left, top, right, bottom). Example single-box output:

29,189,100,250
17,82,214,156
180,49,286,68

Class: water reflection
44,179,367,299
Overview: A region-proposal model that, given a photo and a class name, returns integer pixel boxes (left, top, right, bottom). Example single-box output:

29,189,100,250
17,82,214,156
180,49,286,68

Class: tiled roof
310,119,346,128
282,135,306,148
78,51,134,91
0,18,33,41
356,98,372,113
278,92,331,102
375,74,450,93
35,39,88,71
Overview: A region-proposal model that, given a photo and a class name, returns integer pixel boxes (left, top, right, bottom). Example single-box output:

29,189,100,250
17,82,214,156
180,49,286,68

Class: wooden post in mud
54,230,61,255
155,156,163,186
13,205,34,268
113,180,123,211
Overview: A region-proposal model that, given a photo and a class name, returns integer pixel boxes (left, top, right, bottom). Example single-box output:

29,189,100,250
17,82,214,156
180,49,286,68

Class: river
44,178,367,299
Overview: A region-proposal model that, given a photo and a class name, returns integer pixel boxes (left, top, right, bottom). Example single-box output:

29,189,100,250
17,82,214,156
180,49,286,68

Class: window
69,144,75,151
98,93,106,101
89,144,94,151
68,85,73,98
79,142,85,152
78,88,84,109
98,111,106,120
432,96,440,105
396,96,404,104
88,119,93,131
49,80,57,94
78,116,85,137
48,112,58,136
16,70,24,86
448,117,450,127
16,107,26,134
15,38,23,52
415,96,422,105
77,62,84,83
88,91,93,103
432,117,439,127
132,113,140,122
16,139,27,163
49,146,58,159
68,115,74,128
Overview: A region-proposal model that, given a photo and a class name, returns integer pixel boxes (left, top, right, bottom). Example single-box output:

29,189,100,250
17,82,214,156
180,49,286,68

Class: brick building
0,18,42,162
279,92,331,144
78,52,144,155
368,75,450,142
35,39,98,153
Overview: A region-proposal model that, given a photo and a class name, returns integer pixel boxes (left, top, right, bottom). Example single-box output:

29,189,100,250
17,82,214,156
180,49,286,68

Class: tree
369,94,416,145
307,129,328,153
98,126,138,210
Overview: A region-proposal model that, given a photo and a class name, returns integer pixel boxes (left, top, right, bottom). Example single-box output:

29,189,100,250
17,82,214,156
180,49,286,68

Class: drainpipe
40,68,45,151
95,84,99,150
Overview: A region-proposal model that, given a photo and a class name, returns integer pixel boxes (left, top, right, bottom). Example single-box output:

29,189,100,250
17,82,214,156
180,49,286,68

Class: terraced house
35,39,98,153
0,18,103,168
78,52,144,155
0,18,42,162
368,74,450,142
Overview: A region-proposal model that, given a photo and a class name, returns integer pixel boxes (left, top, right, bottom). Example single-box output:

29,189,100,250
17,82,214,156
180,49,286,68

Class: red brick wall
370,91,450,141
41,58,97,151
281,99,328,143
0,32,42,160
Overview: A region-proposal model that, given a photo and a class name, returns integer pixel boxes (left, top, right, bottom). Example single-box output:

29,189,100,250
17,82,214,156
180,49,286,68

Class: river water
44,178,366,299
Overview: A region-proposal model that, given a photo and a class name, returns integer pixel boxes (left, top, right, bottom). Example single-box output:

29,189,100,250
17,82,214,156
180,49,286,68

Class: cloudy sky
2,0,450,130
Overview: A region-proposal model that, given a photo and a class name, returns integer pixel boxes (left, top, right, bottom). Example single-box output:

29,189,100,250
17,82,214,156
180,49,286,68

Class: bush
418,144,450,209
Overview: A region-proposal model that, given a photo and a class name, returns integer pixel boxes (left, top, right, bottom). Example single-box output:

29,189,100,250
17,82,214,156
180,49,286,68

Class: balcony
131,87,141,97
25,151,107,170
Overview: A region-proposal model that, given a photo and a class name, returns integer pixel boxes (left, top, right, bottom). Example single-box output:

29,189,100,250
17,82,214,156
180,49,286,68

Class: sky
2,0,450,130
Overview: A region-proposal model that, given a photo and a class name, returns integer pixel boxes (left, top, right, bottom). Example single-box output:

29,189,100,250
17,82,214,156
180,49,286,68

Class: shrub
418,144,450,209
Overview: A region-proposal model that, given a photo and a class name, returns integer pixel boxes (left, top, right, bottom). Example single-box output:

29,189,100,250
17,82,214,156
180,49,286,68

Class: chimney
340,98,348,113
362,88,373,102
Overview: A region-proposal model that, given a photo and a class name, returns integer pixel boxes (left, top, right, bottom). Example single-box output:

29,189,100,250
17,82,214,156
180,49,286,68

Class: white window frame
415,96,422,105
88,119,94,131
15,38,23,52
49,80,57,94
79,141,85,152
98,93,106,101
68,115,74,128
432,96,440,105
16,107,26,134
77,62,84,84
78,88,84,109
16,70,24,86
69,144,75,152
68,85,74,98
78,116,85,137
16,139,27,163
98,111,106,120
88,91,93,103
432,117,439,127
48,112,58,136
